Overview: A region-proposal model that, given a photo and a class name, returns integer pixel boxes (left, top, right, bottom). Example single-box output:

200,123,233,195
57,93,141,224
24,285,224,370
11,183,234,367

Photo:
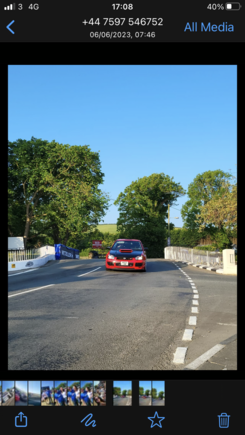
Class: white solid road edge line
78,267,101,277
8,284,54,298
184,344,225,370
173,347,188,364
8,269,38,277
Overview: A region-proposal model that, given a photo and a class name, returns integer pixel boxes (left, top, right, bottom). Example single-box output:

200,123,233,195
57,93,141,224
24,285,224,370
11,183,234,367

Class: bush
195,245,220,252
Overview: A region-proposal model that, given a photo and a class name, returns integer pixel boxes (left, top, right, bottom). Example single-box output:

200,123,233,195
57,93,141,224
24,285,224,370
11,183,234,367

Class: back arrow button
7,20,15,34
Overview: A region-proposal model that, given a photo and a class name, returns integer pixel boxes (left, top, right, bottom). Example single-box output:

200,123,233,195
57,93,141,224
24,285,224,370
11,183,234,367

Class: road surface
8,258,237,370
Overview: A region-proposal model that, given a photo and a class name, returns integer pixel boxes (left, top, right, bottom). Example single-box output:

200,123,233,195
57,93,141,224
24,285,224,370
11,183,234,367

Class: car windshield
111,241,142,251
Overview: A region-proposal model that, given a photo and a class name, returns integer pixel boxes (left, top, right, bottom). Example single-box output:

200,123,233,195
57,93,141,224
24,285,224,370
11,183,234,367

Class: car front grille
115,262,134,267
135,263,143,267
107,262,114,266
116,256,134,260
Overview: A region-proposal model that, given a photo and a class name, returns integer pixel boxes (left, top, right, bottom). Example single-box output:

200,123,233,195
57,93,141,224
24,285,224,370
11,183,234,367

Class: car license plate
121,261,128,266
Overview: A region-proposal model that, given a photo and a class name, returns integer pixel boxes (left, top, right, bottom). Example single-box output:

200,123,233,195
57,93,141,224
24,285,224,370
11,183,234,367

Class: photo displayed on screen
152,381,165,406
139,381,152,406
94,381,106,406
7,66,237,372
113,381,132,406
15,381,28,406
28,381,41,406
41,381,54,406
54,381,67,406
0,381,2,406
67,381,80,406
2,381,15,406
80,381,93,406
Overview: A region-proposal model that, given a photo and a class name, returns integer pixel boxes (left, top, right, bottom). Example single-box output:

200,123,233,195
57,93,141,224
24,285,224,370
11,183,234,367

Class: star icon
148,411,165,428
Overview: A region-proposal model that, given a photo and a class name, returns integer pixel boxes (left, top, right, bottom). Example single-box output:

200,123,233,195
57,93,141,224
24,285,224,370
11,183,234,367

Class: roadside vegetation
8,139,236,258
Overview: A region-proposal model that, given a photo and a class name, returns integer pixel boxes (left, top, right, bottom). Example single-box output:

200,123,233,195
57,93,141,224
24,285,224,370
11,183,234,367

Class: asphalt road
28,395,41,406
113,396,132,406
152,398,165,406
139,397,151,406
8,258,237,370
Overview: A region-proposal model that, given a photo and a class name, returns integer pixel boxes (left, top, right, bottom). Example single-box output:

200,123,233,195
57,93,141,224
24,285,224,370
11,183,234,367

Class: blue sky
15,381,27,392
113,381,132,392
41,381,54,390
2,380,14,391
8,65,237,227
139,380,152,391
152,381,165,393
28,381,40,395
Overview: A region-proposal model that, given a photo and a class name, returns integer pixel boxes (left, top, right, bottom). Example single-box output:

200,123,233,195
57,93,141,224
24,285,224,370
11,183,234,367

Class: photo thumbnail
54,381,67,406
41,381,54,406
113,381,132,406
94,381,106,406
139,381,152,406
28,381,41,406
15,381,27,406
67,381,80,406
2,381,15,406
80,381,93,406
152,381,165,406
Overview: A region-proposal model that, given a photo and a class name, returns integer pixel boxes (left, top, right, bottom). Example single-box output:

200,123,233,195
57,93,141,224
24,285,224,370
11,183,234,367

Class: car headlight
135,255,143,260
108,254,115,259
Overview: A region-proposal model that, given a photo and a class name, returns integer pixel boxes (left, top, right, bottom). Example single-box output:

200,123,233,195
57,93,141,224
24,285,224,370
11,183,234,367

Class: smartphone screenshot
2,0,241,431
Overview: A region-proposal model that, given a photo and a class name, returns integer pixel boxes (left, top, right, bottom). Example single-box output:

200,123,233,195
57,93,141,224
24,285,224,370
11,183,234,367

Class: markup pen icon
15,412,28,427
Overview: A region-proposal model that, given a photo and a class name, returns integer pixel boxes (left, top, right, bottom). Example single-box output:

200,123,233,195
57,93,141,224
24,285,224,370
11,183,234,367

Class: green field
96,224,117,234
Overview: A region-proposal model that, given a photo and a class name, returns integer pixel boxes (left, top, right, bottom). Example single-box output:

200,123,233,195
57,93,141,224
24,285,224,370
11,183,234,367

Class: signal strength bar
4,3,16,10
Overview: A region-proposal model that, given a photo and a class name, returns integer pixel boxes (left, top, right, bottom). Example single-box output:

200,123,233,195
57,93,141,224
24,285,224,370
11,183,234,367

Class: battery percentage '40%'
207,3,224,9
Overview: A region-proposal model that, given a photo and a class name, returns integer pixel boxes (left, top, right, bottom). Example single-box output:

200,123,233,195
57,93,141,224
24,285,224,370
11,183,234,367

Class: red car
105,239,147,272
15,393,20,402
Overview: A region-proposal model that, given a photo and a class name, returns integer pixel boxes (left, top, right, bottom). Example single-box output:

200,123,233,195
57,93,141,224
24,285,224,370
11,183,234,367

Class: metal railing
8,248,41,262
165,246,223,267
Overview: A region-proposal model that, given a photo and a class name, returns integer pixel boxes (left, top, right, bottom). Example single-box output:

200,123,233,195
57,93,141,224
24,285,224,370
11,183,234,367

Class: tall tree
181,170,232,230
114,173,185,257
8,137,109,248
195,179,237,234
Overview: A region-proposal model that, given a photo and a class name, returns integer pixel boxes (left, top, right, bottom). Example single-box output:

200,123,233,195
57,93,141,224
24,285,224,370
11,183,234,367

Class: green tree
114,173,185,258
8,137,109,248
145,390,150,397
139,387,144,396
122,390,127,396
181,170,232,230
158,391,164,399
152,388,157,399
195,178,237,250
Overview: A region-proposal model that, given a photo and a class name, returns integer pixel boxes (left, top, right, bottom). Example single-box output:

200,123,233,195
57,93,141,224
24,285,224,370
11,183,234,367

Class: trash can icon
218,413,230,428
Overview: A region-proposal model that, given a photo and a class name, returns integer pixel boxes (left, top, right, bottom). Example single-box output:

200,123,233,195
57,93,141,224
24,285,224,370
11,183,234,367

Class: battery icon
225,2,242,9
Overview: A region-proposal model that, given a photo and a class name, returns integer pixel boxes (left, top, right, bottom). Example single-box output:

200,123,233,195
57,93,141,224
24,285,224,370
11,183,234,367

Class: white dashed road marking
189,316,197,325
193,295,199,299
8,269,38,277
182,329,193,340
8,284,54,298
173,347,188,364
192,300,199,305
193,289,198,293
191,307,199,313
78,267,101,277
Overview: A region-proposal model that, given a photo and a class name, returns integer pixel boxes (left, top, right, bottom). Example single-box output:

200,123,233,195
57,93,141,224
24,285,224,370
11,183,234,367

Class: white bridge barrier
164,246,223,267
164,247,237,275
8,245,55,272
